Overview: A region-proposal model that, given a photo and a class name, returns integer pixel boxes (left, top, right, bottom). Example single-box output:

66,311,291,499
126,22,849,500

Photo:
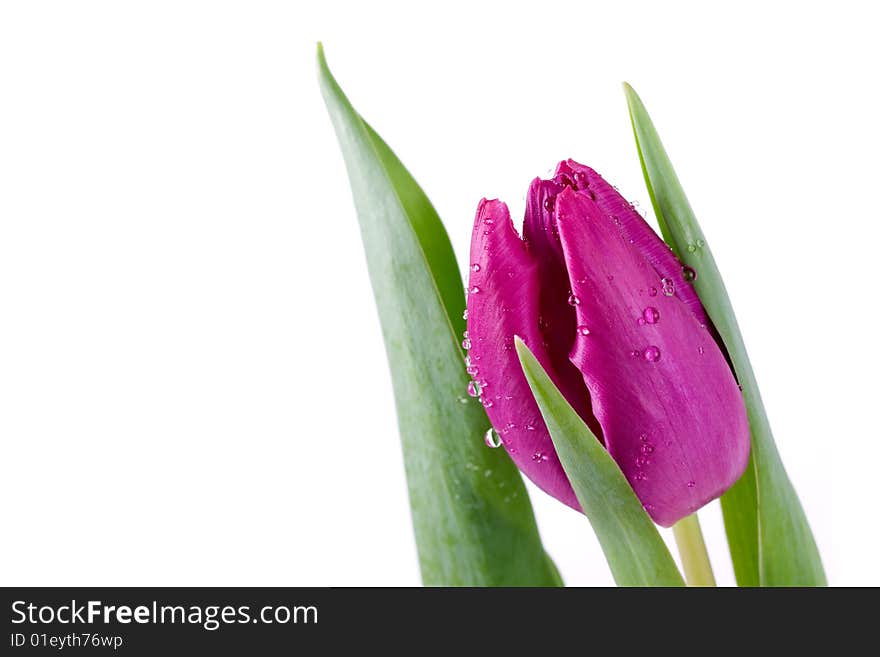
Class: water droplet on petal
661,277,675,296
573,171,588,187
697,346,705,355
687,480,696,488
482,398,494,409
577,325,591,336
484,428,502,448
648,286,658,297
543,196,555,212
471,263,481,273
567,293,581,306
470,285,481,294
643,346,661,362
643,307,660,324
467,380,481,397
532,451,548,462
637,318,646,326
630,349,641,358
682,266,697,282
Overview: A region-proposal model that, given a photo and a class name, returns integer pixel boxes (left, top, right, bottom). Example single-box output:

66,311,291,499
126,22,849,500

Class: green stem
672,514,716,586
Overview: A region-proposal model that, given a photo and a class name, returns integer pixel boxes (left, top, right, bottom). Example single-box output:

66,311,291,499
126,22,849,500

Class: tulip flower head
465,159,750,526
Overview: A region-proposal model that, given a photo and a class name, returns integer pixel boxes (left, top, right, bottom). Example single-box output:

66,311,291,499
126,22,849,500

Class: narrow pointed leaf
624,83,826,586
318,44,559,586
516,338,685,587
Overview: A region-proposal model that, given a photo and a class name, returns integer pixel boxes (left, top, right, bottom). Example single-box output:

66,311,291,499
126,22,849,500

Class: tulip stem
672,514,716,586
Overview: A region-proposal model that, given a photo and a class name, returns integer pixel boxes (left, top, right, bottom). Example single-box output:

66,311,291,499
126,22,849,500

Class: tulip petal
523,178,604,440
466,199,580,510
554,188,750,526
555,159,709,328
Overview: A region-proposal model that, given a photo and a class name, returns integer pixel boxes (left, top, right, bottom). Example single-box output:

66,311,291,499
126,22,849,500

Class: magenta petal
555,188,750,526
523,178,604,441
466,199,580,510
556,160,709,327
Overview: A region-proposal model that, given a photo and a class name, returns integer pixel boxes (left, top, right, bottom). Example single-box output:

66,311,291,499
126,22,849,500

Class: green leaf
515,338,685,587
623,83,826,586
317,44,559,586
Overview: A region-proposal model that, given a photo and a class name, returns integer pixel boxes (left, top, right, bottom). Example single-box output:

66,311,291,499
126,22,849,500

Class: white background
1,1,876,586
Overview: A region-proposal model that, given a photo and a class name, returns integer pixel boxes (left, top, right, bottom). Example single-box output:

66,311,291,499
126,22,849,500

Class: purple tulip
465,159,750,526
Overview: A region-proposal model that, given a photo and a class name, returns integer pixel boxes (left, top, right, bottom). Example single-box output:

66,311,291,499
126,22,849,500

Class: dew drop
462,309,468,320
643,307,660,324
482,398,494,409
573,171,588,187
507,271,515,279
470,285,481,294
532,451,548,462
661,277,675,296
543,196,555,212
687,243,697,253
687,480,696,488
643,345,661,362
484,428,503,448
696,239,705,248
681,266,697,282
462,338,471,350
697,346,705,356
630,349,641,358
577,325,591,336
567,293,581,306
648,286,658,297
457,397,469,404
467,380,481,397
471,263,481,273
637,317,646,326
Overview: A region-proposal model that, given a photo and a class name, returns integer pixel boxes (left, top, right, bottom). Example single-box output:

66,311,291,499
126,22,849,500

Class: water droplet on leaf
484,428,502,448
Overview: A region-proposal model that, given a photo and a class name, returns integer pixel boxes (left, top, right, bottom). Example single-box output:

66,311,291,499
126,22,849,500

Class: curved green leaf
318,44,559,586
624,83,826,586
515,338,685,587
